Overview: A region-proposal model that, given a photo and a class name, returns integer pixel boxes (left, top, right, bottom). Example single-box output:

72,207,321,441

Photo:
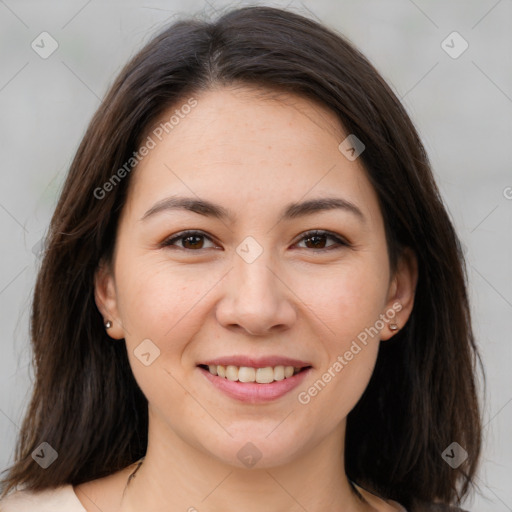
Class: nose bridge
233,240,279,308
216,237,296,334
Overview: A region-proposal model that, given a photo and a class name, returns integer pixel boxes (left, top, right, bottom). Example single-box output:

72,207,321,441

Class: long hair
0,6,483,510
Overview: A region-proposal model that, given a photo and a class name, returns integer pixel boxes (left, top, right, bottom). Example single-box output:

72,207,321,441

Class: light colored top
0,482,408,511
0,485,85,511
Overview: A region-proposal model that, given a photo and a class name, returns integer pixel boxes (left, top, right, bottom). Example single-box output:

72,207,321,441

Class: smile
199,364,307,383
197,364,312,403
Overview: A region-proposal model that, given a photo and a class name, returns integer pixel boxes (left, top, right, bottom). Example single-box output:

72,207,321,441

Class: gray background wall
0,0,510,510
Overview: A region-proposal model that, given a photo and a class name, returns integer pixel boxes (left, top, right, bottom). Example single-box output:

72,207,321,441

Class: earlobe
94,260,124,339
381,247,418,340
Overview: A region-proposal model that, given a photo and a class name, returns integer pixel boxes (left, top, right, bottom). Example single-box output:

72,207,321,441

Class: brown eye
295,230,348,252
161,231,216,250
180,234,205,249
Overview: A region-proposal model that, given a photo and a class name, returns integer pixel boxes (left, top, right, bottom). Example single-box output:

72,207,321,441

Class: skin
75,85,418,512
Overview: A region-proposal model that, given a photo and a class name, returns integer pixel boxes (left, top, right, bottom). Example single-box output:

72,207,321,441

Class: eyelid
160,230,220,250
160,229,350,252
293,229,350,250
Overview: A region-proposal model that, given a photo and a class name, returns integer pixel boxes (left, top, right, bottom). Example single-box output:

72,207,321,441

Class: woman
0,5,483,511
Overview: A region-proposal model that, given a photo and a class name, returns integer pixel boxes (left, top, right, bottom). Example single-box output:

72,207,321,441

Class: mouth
197,363,311,383
196,358,313,403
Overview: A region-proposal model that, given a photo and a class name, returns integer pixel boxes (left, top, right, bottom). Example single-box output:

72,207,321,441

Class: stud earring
389,322,399,331
104,320,112,329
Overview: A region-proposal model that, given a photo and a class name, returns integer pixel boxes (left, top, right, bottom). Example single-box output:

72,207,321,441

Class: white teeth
284,366,294,378
238,366,256,382
255,367,274,384
225,365,238,381
203,364,304,383
273,365,285,381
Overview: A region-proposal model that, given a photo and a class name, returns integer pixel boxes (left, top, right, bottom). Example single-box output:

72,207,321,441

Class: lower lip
198,366,312,403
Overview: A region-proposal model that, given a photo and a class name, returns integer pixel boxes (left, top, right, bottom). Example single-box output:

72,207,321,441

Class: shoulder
0,484,86,512
351,483,469,512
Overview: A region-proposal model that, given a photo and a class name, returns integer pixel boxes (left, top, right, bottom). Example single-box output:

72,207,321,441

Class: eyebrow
140,195,366,224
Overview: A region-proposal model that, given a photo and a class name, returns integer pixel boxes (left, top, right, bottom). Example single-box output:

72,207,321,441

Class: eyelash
160,229,350,253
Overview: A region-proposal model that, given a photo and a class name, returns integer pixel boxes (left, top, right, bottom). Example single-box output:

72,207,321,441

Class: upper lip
199,356,312,368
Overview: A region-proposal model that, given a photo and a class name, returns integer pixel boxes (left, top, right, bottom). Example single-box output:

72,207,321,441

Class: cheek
298,261,389,342
297,348,378,432
115,260,207,408
293,265,386,409
296,280,382,423
116,257,212,340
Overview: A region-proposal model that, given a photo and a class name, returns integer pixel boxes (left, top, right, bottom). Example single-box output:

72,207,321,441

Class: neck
119,412,369,512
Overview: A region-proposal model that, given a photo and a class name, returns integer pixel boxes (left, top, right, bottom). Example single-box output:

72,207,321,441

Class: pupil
184,235,203,249
306,235,325,249
182,234,328,250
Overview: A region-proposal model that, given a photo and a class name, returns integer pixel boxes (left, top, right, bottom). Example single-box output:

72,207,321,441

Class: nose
215,248,297,336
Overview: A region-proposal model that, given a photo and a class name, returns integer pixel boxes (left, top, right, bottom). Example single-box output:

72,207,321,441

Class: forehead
123,85,380,228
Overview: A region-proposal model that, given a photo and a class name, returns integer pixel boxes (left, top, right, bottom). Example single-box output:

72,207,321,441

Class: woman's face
96,85,417,469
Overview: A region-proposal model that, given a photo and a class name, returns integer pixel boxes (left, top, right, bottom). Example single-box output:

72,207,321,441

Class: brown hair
0,6,484,510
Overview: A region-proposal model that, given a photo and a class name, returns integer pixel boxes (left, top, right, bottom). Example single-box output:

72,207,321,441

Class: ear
380,247,418,340
94,259,124,340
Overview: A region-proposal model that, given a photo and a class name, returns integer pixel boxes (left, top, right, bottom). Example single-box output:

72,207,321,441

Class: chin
197,428,310,470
